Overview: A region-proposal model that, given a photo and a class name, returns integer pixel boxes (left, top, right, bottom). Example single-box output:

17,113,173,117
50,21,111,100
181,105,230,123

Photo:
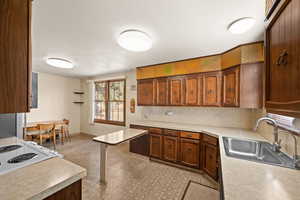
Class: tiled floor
56,134,219,200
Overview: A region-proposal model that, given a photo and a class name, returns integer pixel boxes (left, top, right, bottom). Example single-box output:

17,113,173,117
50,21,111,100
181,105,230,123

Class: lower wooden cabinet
149,134,162,159
162,136,178,162
202,142,218,180
44,179,82,200
179,138,200,168
130,124,219,181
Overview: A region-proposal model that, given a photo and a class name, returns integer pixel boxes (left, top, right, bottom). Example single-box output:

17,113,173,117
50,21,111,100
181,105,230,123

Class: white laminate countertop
131,120,300,200
93,128,147,145
0,137,87,200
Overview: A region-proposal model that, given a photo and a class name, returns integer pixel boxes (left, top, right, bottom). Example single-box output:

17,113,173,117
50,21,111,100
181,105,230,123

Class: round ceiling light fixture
228,17,256,34
46,58,74,69
118,30,152,52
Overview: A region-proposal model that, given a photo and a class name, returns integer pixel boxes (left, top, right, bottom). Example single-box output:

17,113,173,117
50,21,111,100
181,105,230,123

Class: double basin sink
223,137,298,169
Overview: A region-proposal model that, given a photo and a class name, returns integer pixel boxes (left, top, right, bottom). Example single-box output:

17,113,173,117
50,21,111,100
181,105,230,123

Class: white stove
0,141,62,175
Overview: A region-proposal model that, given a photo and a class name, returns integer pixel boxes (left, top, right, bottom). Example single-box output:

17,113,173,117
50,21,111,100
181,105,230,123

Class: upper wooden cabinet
265,0,281,19
156,78,168,105
0,0,32,113
185,74,203,106
203,72,222,106
265,0,300,118
168,77,184,106
222,67,240,107
137,79,156,105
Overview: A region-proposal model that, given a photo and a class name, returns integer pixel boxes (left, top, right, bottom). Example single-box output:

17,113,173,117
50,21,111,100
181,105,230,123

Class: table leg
100,143,107,184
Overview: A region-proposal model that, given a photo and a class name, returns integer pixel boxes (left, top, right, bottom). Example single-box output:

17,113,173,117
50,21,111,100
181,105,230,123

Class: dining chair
36,123,56,149
63,119,71,142
24,126,39,141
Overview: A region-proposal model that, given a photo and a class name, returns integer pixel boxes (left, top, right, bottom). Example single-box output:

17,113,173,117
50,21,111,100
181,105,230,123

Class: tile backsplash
140,106,256,129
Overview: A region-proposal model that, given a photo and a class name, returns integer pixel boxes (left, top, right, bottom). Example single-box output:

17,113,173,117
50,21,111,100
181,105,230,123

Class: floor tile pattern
56,134,218,200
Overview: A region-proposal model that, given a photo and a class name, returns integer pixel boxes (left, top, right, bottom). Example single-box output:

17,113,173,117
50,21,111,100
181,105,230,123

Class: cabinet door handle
276,50,288,66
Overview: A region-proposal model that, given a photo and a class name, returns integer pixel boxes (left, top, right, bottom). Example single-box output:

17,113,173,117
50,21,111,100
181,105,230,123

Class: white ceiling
32,0,265,78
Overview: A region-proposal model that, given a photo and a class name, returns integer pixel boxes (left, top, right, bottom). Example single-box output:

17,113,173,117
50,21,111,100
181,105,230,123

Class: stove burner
8,153,38,164
0,145,22,154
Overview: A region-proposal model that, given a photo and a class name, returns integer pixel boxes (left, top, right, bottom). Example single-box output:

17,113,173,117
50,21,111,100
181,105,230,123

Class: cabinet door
265,0,300,118
129,125,149,156
203,72,221,106
179,138,200,168
163,136,178,162
0,0,32,113
203,143,218,180
169,77,184,105
150,134,162,159
137,79,156,105
185,74,203,105
222,67,239,107
156,78,168,105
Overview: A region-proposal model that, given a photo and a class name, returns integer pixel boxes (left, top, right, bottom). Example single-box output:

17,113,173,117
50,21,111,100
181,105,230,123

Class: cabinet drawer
203,134,218,146
180,131,201,140
164,129,179,137
149,128,163,135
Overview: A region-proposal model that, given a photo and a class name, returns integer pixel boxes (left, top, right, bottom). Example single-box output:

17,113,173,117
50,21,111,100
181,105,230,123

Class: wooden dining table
24,120,66,142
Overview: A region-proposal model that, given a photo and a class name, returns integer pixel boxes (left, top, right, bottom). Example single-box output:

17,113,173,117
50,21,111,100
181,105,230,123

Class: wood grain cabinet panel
129,125,149,156
203,143,218,180
137,79,156,105
163,136,178,162
156,78,168,105
168,77,184,105
44,180,82,200
0,0,32,113
203,72,222,106
179,138,200,168
150,134,162,159
265,0,300,118
222,67,239,107
185,74,203,105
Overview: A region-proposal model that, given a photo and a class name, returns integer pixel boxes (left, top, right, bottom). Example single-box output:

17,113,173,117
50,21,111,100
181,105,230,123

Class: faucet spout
254,117,281,152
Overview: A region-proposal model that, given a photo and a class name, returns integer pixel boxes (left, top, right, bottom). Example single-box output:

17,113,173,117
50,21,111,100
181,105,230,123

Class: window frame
94,79,126,126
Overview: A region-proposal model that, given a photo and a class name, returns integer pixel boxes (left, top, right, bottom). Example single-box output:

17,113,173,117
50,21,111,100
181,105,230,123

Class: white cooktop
0,141,61,175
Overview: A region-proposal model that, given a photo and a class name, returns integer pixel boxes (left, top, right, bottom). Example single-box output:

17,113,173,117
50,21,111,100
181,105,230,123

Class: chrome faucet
254,117,281,152
290,135,300,169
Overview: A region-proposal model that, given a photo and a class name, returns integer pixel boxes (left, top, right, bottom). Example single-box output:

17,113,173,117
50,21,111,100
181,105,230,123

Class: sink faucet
254,117,281,152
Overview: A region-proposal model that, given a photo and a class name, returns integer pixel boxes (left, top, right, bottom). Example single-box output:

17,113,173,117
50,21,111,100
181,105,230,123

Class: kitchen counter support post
100,143,107,184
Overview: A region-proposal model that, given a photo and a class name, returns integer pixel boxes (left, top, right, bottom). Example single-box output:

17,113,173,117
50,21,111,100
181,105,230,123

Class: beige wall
80,69,256,136
27,72,81,134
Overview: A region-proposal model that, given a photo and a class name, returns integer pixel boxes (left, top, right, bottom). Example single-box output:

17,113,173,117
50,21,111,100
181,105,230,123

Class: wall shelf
73,101,84,104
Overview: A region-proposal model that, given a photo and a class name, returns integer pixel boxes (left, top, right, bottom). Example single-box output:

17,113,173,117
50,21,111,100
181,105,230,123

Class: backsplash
0,114,16,138
140,106,256,129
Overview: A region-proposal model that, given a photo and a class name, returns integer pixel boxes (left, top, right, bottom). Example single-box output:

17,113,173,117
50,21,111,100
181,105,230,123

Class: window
94,79,125,126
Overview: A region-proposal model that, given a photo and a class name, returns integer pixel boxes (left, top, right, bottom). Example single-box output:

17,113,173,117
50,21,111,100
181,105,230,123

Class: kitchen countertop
93,128,147,145
131,120,300,200
0,137,87,200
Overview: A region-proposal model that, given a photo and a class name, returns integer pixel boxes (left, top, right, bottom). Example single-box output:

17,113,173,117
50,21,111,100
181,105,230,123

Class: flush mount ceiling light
228,17,256,34
118,30,152,52
46,58,74,69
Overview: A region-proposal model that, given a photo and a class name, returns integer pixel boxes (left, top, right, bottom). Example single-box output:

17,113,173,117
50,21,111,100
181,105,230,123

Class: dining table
24,120,66,141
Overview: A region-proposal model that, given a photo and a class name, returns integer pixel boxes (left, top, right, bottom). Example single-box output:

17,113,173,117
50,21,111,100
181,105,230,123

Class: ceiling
32,0,265,78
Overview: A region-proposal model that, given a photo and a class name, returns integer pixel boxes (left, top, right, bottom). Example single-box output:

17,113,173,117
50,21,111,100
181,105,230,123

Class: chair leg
40,135,43,146
61,127,65,145
67,128,71,142
53,133,56,150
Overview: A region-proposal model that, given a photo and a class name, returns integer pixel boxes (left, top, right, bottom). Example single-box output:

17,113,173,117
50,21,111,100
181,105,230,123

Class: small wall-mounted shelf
73,101,84,104
73,91,84,95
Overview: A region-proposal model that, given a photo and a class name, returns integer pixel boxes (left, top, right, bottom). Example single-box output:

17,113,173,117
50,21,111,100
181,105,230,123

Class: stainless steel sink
223,137,298,169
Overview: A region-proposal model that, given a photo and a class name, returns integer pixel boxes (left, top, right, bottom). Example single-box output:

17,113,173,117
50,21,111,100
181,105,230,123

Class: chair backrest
37,123,55,133
63,119,70,126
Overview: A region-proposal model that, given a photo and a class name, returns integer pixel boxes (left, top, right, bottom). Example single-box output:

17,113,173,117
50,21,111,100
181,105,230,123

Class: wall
80,69,256,136
254,109,300,158
27,72,81,134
